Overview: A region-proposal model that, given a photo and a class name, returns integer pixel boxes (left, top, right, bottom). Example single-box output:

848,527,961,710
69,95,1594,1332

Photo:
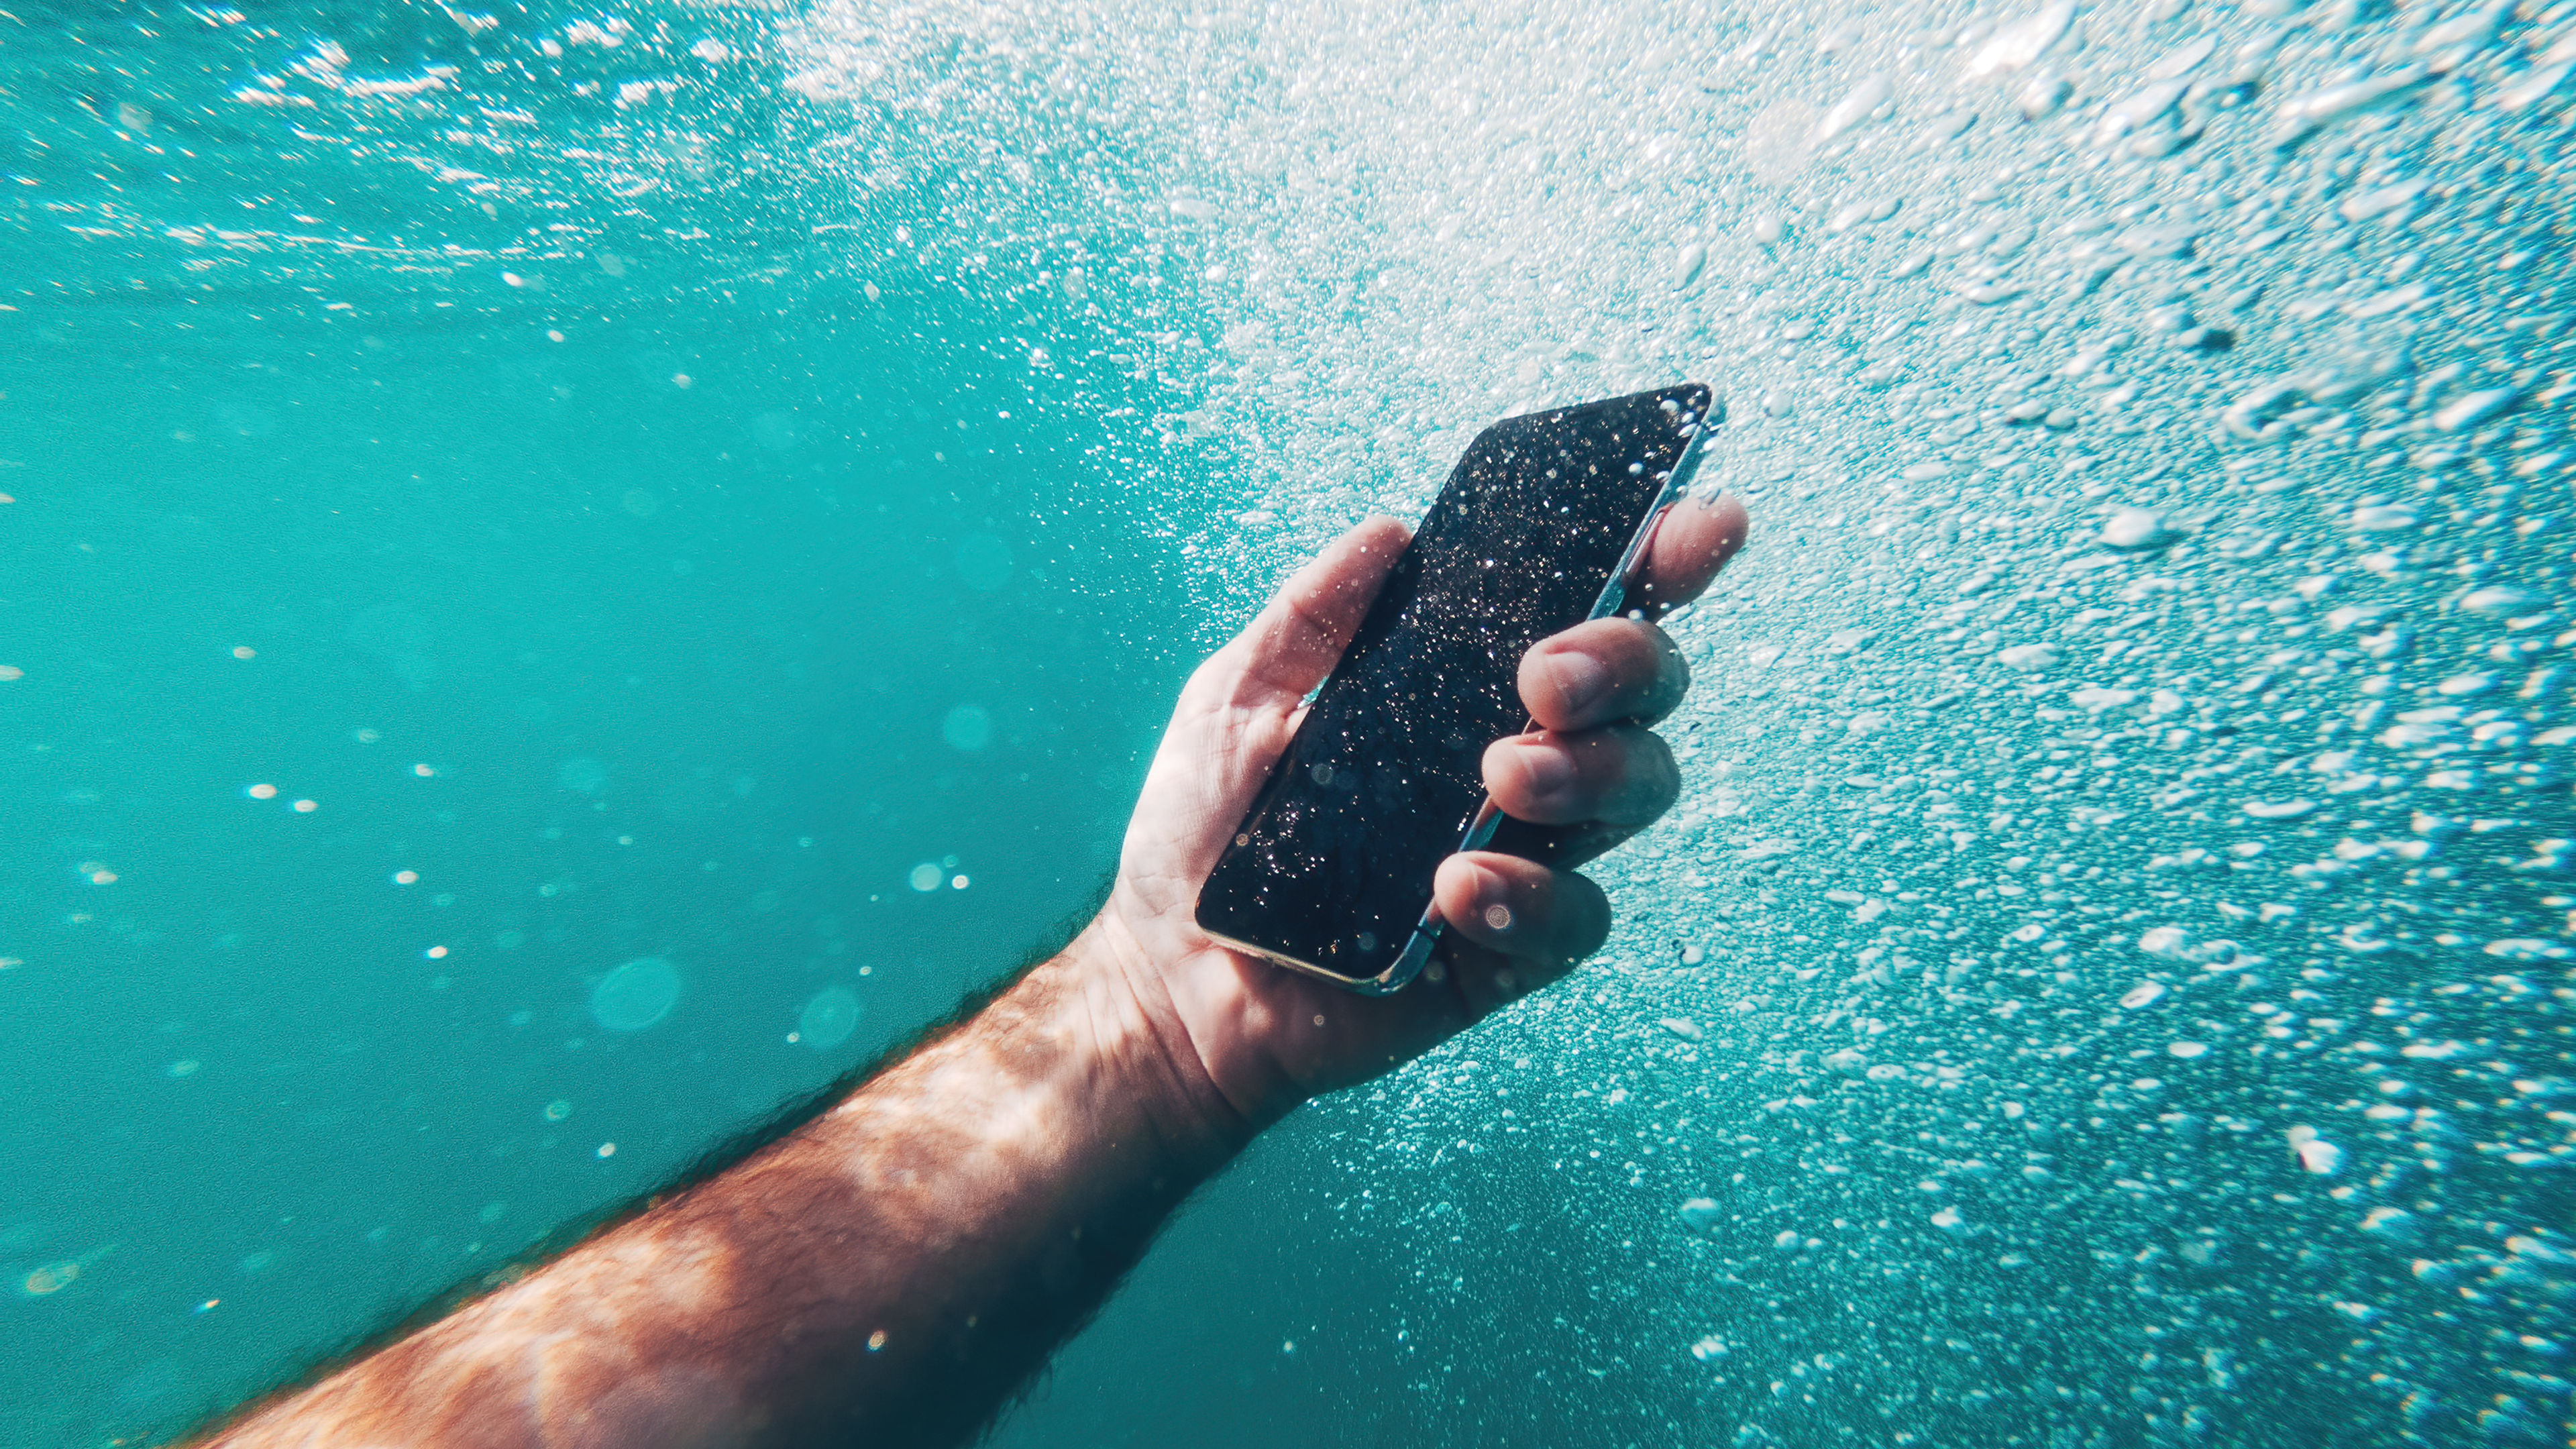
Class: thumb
1206,517,1411,709
1124,517,1412,896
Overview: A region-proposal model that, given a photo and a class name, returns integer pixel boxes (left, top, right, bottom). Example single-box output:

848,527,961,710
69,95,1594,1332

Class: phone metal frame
1201,389,1720,996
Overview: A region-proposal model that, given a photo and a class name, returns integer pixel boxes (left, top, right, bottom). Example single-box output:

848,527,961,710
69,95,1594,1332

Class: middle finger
1483,723,1679,826
1519,616,1689,733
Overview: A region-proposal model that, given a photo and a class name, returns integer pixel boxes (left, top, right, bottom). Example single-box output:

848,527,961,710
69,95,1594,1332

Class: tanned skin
197,494,1750,1449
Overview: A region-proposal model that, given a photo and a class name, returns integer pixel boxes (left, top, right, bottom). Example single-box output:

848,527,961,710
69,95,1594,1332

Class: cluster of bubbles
1143,0,2574,1440
187,0,2546,1439
739,0,2532,1443
17,0,2569,1442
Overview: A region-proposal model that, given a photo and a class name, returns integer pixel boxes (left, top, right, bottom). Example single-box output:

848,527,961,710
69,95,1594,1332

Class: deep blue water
5,2,2573,1446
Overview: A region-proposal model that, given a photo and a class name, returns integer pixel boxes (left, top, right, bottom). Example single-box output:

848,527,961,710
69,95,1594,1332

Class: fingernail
1548,651,1611,718
1510,741,1575,799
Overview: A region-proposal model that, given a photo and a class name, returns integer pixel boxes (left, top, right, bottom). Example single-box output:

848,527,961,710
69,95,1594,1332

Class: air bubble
590,957,680,1032
797,987,863,1050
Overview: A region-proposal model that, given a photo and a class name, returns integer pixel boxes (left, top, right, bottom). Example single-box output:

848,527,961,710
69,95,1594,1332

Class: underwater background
3,0,2572,1445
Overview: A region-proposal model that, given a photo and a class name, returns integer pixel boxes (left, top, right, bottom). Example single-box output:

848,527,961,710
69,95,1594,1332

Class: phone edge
1199,926,1417,996
1388,385,1723,991
1202,383,1724,998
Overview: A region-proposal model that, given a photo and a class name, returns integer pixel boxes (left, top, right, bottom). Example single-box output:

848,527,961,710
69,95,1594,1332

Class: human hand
1073,494,1750,1144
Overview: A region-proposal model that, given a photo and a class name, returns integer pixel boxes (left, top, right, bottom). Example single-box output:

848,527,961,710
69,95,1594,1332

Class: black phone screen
1194,384,1713,989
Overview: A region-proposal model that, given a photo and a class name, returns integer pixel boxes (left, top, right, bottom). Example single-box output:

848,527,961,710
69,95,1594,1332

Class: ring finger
1483,723,1680,827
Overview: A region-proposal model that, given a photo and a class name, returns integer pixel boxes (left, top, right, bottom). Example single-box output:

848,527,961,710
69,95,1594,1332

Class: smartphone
1194,383,1717,994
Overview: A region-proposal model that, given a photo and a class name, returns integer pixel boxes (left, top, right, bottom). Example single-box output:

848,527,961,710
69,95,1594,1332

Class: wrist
1055,918,1262,1177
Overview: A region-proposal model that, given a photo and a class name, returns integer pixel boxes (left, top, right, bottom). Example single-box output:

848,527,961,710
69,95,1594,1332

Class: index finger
1628,492,1751,619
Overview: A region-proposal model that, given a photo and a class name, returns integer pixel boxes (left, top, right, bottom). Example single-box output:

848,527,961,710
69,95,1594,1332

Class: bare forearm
203,934,1248,1449
193,501,1737,1447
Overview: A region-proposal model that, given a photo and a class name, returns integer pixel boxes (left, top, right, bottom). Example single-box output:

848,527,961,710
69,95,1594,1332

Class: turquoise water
5,1,2573,1446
